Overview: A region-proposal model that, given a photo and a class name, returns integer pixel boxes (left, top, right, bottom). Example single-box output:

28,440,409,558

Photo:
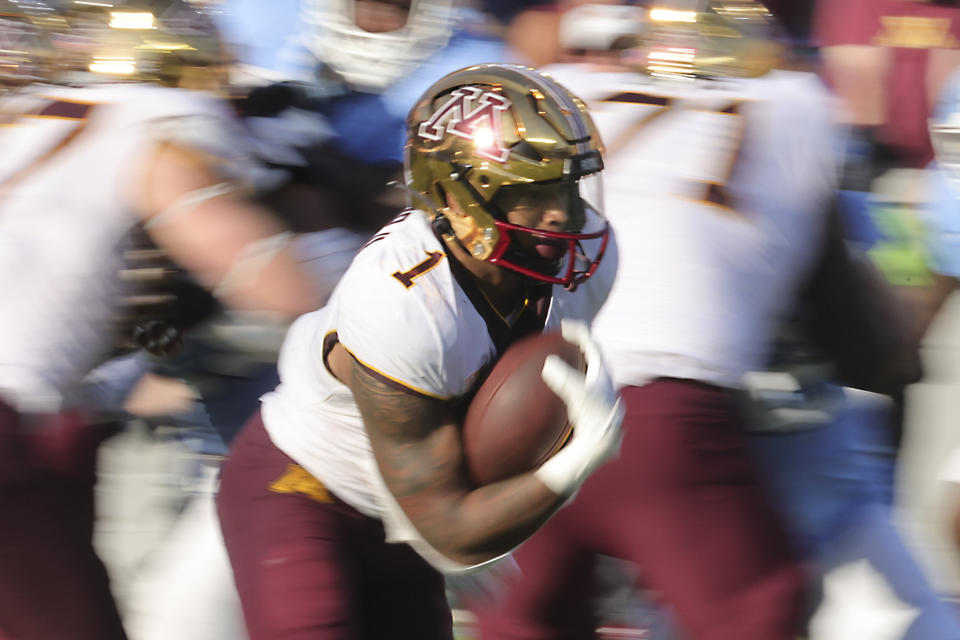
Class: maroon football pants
471,379,807,640
0,398,126,640
217,411,454,640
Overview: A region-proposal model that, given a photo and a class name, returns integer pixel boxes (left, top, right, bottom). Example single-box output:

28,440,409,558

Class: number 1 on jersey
392,251,444,288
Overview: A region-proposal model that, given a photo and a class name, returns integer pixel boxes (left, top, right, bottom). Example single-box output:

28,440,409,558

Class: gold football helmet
643,0,784,78
52,0,226,88
405,63,609,290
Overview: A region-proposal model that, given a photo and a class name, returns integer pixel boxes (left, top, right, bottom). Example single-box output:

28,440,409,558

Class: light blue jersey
926,72,960,278
215,1,516,164
215,0,315,84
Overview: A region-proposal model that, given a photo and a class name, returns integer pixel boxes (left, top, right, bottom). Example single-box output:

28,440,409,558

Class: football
462,330,585,486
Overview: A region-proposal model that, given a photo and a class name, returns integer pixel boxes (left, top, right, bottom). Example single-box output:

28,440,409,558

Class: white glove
534,319,624,497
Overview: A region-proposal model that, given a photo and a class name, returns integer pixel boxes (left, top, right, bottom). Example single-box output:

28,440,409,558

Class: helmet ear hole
431,212,454,238
479,174,490,187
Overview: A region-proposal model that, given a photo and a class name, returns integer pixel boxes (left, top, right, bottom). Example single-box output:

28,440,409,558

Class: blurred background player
467,2,927,639
907,69,960,355
810,0,960,472
815,0,960,177
214,0,522,184
724,7,960,638
0,1,323,637
924,65,960,584
216,63,622,640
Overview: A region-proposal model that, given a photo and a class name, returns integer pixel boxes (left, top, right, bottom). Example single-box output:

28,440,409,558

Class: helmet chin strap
391,179,461,243
430,211,458,242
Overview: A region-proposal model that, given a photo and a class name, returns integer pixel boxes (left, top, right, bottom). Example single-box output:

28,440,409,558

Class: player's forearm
138,143,321,318
411,472,564,567
353,356,569,565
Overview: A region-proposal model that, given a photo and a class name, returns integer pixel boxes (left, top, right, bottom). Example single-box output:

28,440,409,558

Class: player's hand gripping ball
462,331,585,486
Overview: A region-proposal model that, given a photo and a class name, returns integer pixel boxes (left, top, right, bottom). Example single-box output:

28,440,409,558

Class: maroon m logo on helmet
418,86,512,163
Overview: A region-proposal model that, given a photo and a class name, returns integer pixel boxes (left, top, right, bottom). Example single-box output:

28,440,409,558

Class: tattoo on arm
348,355,463,498
347,356,561,564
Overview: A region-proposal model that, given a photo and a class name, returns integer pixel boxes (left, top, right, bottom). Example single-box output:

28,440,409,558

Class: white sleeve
334,243,468,400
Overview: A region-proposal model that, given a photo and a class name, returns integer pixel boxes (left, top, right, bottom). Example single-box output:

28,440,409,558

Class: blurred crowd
5,0,960,639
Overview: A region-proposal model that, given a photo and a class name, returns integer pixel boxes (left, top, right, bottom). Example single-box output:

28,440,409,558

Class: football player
118,3,525,639
910,76,960,344
467,2,920,639
0,1,324,637
814,0,960,175
216,63,623,639
924,65,960,562
215,0,517,181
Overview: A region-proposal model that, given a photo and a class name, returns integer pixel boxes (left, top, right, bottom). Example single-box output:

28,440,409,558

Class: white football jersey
261,208,616,568
545,66,839,388
0,83,263,412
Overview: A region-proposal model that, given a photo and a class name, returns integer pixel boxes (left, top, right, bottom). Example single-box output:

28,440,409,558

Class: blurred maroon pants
471,378,807,640
217,411,453,640
0,398,126,640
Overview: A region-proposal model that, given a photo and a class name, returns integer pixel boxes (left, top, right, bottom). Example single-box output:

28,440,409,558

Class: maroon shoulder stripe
36,100,94,120
603,92,671,106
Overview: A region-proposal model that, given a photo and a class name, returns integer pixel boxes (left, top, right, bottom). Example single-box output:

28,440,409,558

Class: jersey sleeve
333,237,468,400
